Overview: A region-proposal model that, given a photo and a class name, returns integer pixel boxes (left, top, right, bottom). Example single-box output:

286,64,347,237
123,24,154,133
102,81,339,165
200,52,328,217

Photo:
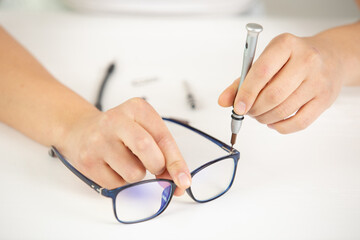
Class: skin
0,26,191,196
219,18,360,134
1,5,360,196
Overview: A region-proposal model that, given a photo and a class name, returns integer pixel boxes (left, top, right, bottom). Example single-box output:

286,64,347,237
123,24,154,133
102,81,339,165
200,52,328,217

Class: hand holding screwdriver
219,22,360,137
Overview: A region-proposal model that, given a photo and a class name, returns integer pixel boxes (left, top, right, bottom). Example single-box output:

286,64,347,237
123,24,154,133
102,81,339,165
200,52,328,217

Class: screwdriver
230,23,263,147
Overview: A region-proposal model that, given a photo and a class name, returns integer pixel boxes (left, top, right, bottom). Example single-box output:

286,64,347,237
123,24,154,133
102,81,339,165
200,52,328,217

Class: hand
58,97,191,196
219,33,343,134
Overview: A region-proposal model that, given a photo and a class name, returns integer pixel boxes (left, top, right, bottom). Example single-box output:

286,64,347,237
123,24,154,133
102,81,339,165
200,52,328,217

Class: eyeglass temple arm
162,117,236,154
49,146,108,196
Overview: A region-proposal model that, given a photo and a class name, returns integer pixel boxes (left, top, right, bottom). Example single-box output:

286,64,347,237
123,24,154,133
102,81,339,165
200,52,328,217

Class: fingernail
235,101,246,115
177,172,191,189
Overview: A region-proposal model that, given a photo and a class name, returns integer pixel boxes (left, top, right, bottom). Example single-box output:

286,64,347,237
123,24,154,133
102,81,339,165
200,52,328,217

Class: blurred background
0,0,358,18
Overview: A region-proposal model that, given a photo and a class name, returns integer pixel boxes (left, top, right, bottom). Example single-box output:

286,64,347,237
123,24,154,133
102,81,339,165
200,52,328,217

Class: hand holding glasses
49,117,240,224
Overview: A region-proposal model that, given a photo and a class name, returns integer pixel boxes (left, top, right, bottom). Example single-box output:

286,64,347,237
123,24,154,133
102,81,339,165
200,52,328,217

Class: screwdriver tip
230,133,237,146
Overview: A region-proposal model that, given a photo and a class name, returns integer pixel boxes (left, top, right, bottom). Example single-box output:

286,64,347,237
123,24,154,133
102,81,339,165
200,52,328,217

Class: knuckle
99,109,118,128
157,136,174,150
100,176,125,189
264,87,283,104
127,97,149,111
134,136,153,152
278,33,297,47
167,159,184,173
275,105,291,120
88,132,104,146
125,167,146,183
318,88,331,102
319,86,333,104
304,47,321,65
145,156,165,175
316,76,333,98
253,63,271,80
78,152,97,172
307,78,317,91
152,162,166,175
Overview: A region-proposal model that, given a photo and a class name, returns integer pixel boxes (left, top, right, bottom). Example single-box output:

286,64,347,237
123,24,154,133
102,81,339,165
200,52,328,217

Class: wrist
311,22,360,86
53,104,101,151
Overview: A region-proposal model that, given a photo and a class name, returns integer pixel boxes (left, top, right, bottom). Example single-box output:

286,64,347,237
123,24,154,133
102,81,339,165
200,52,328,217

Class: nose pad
160,186,172,210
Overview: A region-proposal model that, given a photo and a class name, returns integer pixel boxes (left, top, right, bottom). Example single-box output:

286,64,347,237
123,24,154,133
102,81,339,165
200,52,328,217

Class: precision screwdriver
230,23,263,147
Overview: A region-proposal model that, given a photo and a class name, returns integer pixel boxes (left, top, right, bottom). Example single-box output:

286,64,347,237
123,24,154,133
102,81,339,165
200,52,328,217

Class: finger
248,57,307,117
254,81,315,124
104,141,146,183
218,78,240,107
117,119,165,176
124,98,191,190
233,33,295,115
268,98,325,134
86,162,127,189
156,170,185,196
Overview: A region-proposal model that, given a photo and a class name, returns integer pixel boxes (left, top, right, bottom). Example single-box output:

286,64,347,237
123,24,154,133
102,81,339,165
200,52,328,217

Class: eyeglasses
49,117,240,224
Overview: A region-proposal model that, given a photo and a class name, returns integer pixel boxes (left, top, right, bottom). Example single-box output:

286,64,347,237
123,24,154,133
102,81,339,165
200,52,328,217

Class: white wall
263,0,359,18
0,0,359,18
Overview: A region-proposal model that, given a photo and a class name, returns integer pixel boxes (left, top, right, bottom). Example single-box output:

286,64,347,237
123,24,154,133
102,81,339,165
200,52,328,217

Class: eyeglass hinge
91,185,104,195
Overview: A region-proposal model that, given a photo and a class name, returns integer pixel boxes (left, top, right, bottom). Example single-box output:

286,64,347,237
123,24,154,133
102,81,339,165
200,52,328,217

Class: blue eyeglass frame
49,117,240,224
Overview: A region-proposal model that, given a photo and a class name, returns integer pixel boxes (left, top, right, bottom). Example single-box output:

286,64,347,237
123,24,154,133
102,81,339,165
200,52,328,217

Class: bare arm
0,26,97,145
314,21,360,86
0,26,191,193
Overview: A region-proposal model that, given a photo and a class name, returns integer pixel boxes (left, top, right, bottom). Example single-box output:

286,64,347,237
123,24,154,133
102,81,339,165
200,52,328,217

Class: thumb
233,83,257,115
166,156,192,191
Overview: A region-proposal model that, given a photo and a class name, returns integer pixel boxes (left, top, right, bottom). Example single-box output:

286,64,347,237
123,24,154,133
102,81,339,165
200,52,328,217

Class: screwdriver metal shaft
230,23,263,147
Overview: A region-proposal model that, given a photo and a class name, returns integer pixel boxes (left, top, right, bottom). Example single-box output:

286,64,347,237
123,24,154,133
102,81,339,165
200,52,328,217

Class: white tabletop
0,11,359,240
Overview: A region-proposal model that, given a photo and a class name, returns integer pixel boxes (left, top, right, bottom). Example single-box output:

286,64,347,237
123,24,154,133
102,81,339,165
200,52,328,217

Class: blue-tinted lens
115,180,173,223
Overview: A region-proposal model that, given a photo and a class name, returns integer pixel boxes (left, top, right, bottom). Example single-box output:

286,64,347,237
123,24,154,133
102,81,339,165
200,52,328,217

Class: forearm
0,26,99,146
312,21,360,86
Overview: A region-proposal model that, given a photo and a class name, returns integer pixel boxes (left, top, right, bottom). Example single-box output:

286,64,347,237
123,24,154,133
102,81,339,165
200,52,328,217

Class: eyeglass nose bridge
160,185,173,209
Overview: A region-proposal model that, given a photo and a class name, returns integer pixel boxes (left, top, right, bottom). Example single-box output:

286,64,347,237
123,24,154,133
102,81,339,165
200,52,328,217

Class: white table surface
0,11,359,240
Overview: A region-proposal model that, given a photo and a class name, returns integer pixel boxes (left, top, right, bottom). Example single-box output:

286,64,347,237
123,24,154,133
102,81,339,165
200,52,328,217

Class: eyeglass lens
115,180,173,223
190,157,236,202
